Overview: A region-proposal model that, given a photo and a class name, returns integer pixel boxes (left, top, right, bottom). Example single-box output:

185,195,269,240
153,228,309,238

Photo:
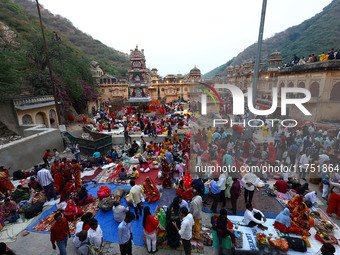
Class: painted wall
0,127,64,174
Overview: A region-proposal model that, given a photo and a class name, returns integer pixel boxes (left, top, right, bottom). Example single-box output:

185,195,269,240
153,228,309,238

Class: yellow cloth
319,53,325,61
194,219,200,239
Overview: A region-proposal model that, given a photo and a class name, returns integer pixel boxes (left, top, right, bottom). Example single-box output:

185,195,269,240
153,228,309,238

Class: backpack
284,236,307,252
24,201,44,219
86,242,102,255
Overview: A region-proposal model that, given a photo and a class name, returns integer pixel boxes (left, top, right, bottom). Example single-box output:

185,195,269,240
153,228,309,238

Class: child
76,186,88,206
176,160,185,178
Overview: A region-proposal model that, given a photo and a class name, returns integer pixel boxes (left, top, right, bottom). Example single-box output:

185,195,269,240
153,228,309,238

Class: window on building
102,89,105,93
184,87,188,92
104,79,107,84
161,88,165,91
100,79,103,84
177,88,180,91
124,89,127,92
169,89,172,93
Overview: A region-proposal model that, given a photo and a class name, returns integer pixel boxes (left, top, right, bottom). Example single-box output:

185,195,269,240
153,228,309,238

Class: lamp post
35,0,61,125
246,0,267,139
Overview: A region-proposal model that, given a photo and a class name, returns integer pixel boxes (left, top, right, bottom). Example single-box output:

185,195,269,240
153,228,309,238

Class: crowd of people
281,48,340,68
1,97,340,255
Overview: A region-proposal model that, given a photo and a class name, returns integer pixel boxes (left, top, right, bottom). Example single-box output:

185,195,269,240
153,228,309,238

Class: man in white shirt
88,218,103,249
37,164,57,201
172,207,194,255
178,195,190,212
219,173,227,207
129,180,144,220
244,204,268,231
299,151,311,181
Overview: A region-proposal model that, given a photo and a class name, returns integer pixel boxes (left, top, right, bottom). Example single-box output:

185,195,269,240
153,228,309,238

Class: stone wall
0,103,20,135
0,127,64,174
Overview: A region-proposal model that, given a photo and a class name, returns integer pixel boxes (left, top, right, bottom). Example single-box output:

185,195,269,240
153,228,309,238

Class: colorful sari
62,160,73,180
217,149,225,166
60,182,76,202
291,212,314,236
0,169,14,196
73,163,82,191
12,187,30,203
51,161,63,186
291,202,309,218
177,172,193,200
143,176,160,203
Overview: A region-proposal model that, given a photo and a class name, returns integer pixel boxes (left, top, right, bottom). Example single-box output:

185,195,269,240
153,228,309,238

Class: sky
38,0,333,76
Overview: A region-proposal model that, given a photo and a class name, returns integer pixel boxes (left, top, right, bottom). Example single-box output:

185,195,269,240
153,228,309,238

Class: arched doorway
35,112,47,127
22,114,33,124
49,109,57,128
287,82,294,98
330,82,340,101
297,82,305,98
310,82,320,98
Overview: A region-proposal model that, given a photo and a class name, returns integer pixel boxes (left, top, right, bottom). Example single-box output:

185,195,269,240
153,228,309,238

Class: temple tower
128,45,151,104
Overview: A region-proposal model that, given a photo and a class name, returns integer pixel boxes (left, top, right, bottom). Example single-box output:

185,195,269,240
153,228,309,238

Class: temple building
91,46,202,104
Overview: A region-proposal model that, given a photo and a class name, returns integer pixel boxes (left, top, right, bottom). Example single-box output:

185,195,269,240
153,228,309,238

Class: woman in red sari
143,176,160,203
201,141,208,152
60,179,76,202
0,166,14,197
177,172,193,200
268,142,276,165
61,158,73,180
51,160,63,187
243,140,250,159
217,149,225,167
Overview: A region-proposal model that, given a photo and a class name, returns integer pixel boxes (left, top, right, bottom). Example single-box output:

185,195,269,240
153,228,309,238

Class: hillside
0,0,92,112
13,0,130,75
0,0,130,114
204,0,340,78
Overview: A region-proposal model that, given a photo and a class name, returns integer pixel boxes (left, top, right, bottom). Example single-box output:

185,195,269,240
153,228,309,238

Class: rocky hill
12,0,129,75
204,0,340,78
